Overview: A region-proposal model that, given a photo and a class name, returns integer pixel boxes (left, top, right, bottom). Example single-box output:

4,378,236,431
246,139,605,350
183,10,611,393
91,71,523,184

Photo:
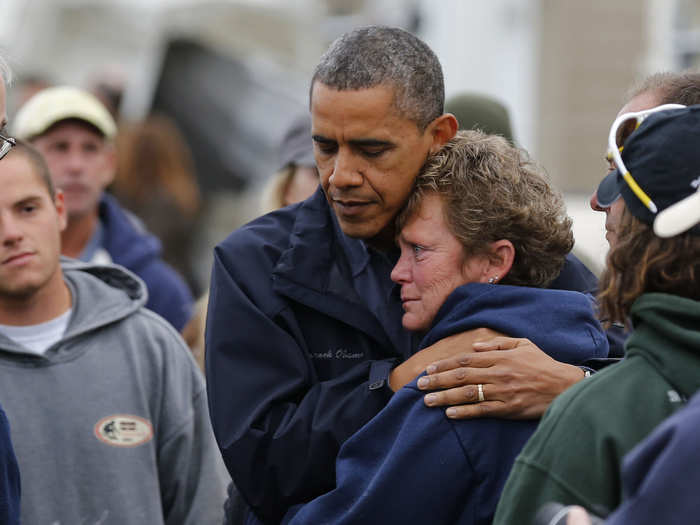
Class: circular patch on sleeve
94,414,154,447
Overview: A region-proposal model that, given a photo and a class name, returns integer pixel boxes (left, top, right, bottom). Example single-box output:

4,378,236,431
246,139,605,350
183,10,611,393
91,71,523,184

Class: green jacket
493,293,700,523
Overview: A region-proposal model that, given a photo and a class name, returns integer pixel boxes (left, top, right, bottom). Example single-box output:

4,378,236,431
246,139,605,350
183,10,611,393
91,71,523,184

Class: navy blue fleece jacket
282,283,608,525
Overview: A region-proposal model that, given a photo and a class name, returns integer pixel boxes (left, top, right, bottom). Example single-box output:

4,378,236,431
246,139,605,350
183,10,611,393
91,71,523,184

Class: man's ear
481,239,515,283
428,113,458,155
54,190,67,232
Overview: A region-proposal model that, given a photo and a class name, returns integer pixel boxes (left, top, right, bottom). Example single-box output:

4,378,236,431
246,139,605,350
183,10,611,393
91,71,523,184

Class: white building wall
418,0,540,152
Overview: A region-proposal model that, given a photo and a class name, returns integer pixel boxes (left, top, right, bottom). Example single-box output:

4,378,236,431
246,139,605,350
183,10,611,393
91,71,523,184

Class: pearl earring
488,275,499,284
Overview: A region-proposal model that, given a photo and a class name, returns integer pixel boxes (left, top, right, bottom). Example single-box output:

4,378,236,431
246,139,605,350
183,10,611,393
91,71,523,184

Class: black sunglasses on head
0,132,15,160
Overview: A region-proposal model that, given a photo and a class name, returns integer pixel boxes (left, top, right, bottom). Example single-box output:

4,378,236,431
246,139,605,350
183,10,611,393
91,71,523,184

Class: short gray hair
311,26,444,131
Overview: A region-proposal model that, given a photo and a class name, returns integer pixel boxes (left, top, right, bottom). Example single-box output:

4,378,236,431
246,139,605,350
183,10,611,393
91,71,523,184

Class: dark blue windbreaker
280,282,608,525
99,193,193,330
207,188,605,523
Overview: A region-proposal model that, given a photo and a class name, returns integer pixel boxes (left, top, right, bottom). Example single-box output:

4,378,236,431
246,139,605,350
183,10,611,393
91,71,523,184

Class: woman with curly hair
274,130,608,525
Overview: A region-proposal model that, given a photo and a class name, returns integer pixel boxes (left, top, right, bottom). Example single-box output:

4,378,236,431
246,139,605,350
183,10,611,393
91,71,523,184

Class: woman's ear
482,239,515,283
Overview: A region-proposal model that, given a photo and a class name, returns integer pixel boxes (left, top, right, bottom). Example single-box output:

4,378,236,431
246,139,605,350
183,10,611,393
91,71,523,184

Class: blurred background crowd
4,0,699,294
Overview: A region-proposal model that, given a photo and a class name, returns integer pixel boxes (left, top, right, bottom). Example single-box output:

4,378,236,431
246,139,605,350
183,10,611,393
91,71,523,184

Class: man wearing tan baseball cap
13,86,193,331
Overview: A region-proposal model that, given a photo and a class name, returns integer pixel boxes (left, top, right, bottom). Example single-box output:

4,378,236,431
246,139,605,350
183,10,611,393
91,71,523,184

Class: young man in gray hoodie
0,140,228,524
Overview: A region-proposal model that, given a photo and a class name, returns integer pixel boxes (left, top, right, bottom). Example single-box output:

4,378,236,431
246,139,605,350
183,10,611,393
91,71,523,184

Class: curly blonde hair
397,130,574,287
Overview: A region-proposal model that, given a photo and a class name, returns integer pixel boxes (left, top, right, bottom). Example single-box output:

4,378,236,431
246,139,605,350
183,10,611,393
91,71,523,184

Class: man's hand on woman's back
417,336,586,419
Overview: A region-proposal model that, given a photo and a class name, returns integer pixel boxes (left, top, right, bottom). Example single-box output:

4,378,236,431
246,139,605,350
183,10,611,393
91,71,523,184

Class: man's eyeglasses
0,132,15,161
606,103,685,213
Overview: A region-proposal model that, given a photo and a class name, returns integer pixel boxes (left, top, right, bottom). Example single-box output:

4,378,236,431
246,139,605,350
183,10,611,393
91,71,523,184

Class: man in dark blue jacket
206,26,604,523
13,86,193,331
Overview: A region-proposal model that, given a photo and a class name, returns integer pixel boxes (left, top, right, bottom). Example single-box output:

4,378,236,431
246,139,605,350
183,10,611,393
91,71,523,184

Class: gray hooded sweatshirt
0,259,228,524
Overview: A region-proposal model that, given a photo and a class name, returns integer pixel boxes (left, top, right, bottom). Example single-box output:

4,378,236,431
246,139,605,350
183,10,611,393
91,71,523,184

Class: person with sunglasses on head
560,74,700,525
0,60,15,163
493,103,700,524
0,53,22,525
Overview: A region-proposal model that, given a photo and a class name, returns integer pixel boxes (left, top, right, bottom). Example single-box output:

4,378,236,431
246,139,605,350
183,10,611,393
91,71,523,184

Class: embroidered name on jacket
94,414,154,447
311,349,365,360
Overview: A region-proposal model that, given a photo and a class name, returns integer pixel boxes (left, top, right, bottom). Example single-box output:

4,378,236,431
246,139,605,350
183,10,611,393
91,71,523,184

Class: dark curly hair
396,130,574,287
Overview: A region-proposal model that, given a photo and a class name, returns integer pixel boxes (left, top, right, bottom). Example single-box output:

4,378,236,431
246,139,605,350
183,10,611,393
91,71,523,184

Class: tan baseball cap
13,85,117,140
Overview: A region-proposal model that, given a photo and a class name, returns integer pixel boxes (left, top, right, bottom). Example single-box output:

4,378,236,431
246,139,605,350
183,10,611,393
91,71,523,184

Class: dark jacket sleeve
282,381,473,525
0,407,20,525
206,245,396,523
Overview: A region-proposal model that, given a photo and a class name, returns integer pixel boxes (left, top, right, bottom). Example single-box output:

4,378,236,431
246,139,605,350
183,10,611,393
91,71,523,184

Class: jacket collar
334,211,372,278
0,258,144,362
272,188,371,293
271,189,395,350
